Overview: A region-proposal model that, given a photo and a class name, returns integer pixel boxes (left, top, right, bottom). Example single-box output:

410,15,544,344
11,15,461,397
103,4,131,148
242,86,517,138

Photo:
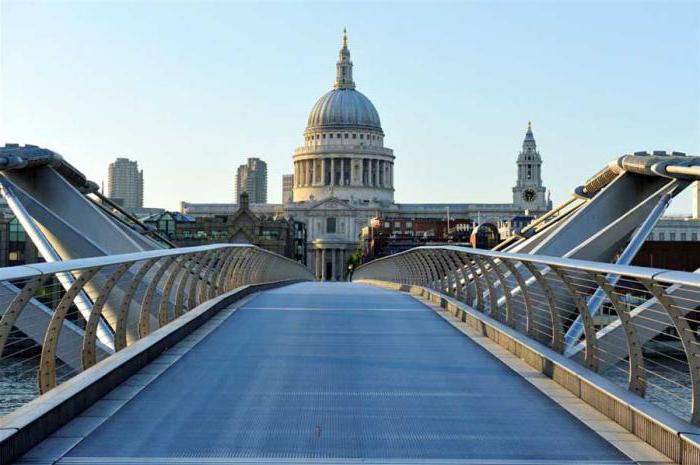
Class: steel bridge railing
0,244,312,415
354,245,700,425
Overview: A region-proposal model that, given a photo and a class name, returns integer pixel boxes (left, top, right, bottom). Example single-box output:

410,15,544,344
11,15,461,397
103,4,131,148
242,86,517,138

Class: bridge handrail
353,245,700,425
0,243,300,281
356,244,700,286
0,244,312,415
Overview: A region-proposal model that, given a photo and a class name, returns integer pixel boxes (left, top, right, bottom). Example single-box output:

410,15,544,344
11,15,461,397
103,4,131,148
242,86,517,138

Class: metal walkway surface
51,282,630,464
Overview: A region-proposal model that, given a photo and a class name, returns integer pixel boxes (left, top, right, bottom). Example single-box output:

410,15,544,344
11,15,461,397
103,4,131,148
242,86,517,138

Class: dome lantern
305,29,383,134
335,28,355,90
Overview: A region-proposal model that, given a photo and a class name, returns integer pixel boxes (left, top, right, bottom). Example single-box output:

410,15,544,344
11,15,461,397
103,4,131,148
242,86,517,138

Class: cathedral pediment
309,197,355,211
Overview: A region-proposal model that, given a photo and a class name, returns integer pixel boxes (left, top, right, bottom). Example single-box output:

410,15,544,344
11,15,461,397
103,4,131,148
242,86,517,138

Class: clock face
522,189,536,202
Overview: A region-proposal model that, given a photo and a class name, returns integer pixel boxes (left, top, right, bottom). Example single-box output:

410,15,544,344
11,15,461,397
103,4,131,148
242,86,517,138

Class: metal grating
64,283,631,463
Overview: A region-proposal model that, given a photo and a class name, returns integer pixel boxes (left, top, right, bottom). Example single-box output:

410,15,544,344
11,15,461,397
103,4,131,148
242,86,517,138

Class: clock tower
513,122,548,211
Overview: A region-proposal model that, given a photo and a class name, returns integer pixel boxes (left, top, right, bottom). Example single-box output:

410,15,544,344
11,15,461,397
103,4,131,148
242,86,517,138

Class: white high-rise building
107,158,143,211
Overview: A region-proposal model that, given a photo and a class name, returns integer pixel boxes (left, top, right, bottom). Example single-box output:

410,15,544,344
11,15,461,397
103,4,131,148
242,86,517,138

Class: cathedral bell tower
513,122,548,211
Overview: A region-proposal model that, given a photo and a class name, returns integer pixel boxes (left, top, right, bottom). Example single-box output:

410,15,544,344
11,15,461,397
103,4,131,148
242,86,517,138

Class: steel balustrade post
394,255,408,284
591,272,646,396
449,252,471,303
82,263,131,369
139,256,176,339
521,261,564,353
433,249,451,295
39,267,101,393
158,256,188,326
429,251,446,291
642,279,700,424
550,266,598,371
484,256,515,327
175,253,203,318
225,249,248,290
245,251,263,284
256,253,275,282
215,249,237,293
501,260,535,337
401,253,418,284
431,251,448,293
0,275,49,359
231,249,254,288
115,258,159,351
463,254,485,310
431,251,450,293
187,251,212,309
440,250,457,295
408,253,426,285
445,251,467,300
472,255,499,318
222,249,244,291
423,252,442,291
194,250,219,306
206,248,230,299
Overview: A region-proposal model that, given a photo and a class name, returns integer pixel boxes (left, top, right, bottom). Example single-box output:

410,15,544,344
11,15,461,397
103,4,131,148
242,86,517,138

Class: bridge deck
42,283,629,463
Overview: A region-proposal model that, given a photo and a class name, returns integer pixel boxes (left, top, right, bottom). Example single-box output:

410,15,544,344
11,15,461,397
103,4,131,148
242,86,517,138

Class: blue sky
1,0,698,213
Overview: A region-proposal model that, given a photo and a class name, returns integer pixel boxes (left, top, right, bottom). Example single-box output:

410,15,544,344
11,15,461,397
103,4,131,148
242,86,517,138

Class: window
384,222,390,228
360,134,364,139
670,232,676,241
406,222,413,228
322,134,326,139
344,133,348,139
659,232,665,240
9,218,25,242
326,217,337,233
329,134,333,138
681,233,687,241
8,218,26,266
261,228,280,239
337,133,341,138
693,233,698,241
352,134,357,139
394,221,401,228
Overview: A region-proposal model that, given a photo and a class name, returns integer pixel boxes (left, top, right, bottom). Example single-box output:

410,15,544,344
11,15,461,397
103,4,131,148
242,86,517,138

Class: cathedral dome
307,88,382,132
305,29,383,134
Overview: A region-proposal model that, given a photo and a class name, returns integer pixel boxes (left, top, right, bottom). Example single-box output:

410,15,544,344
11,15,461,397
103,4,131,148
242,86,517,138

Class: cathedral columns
331,249,336,281
315,250,321,279
368,158,373,187
330,158,335,186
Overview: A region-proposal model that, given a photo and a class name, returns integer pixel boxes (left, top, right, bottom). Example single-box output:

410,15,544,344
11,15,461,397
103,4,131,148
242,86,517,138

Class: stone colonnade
294,158,393,189
310,248,348,281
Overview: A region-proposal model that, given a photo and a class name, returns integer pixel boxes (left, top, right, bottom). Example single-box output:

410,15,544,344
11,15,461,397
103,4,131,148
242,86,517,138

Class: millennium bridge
2,145,700,464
